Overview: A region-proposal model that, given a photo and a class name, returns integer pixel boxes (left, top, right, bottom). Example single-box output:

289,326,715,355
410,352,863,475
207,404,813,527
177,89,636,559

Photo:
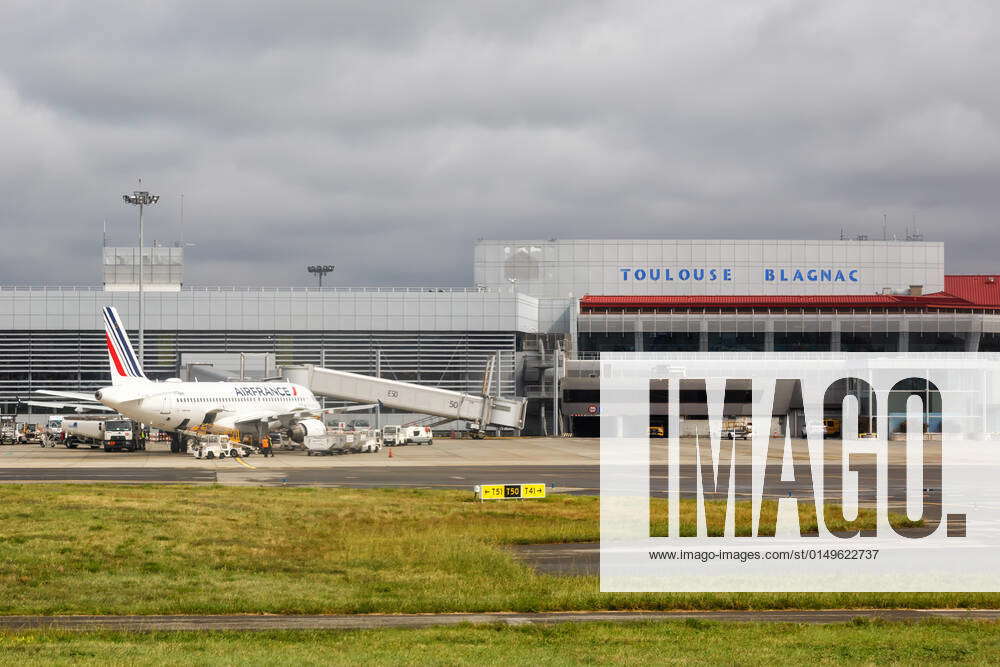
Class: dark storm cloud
1,1,998,287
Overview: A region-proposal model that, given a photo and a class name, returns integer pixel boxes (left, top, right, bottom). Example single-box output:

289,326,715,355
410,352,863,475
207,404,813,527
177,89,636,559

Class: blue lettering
764,269,774,281
820,269,832,281
635,269,646,281
807,269,817,281
649,268,661,281
678,269,691,281
793,269,804,281
693,269,705,281
835,270,846,281
724,269,733,281
780,269,789,282
620,268,629,281
664,269,673,281
849,269,859,282
709,269,718,281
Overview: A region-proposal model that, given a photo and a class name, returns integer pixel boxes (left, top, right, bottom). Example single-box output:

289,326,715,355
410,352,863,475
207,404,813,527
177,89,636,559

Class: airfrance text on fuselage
233,385,295,397
618,268,860,282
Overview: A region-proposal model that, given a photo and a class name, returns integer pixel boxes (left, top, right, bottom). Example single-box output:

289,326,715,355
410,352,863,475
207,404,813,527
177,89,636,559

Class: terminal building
3,239,999,435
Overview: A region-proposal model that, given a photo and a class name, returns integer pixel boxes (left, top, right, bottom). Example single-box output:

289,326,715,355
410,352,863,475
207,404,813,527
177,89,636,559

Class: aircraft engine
288,418,326,443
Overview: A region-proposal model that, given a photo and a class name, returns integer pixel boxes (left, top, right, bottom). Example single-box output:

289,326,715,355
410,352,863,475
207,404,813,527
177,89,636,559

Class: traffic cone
388,448,393,458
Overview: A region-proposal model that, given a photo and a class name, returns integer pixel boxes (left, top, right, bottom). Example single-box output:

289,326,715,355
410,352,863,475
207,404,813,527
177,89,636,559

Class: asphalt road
0,609,996,631
0,468,216,483
0,465,599,490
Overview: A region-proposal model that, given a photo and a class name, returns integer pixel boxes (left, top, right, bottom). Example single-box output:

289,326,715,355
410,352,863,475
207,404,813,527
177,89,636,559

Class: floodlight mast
122,189,160,365
307,264,335,288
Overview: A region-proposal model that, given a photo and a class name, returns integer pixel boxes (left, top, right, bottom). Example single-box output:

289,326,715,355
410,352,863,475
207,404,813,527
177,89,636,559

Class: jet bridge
281,357,526,431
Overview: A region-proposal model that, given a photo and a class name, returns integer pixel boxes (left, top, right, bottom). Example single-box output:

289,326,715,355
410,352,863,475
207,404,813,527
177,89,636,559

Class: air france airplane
44,307,360,452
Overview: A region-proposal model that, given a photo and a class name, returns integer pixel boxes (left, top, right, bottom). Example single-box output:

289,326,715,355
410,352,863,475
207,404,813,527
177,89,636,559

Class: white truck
64,417,142,451
381,424,432,446
381,425,404,446
40,416,65,447
400,425,433,445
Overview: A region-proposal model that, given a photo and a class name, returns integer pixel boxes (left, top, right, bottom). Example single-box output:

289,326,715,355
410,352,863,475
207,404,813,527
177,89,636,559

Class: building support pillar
699,321,709,352
830,322,841,352
764,321,775,352
966,330,982,352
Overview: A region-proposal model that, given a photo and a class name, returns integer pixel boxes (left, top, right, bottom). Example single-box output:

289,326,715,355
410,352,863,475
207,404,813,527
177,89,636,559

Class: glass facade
840,332,899,352
642,332,701,351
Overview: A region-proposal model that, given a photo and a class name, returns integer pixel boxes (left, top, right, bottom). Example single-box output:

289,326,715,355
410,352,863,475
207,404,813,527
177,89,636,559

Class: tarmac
0,437,932,501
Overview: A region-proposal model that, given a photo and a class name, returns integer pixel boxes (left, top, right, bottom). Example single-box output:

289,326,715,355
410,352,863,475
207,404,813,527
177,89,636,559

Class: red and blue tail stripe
102,306,147,382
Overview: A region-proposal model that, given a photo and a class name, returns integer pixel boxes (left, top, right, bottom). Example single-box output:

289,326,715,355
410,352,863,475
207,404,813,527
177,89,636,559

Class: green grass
0,620,998,665
650,498,922,536
0,484,994,615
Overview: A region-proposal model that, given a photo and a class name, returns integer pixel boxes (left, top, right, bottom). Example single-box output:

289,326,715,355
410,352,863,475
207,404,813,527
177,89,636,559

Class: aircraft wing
35,389,101,402
221,404,380,429
20,400,115,412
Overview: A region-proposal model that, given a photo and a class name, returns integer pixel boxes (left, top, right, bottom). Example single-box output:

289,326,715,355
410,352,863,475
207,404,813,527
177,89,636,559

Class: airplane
40,306,372,452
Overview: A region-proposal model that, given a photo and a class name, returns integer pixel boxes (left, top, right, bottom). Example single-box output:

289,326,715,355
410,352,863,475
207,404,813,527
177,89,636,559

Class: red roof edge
579,275,1000,310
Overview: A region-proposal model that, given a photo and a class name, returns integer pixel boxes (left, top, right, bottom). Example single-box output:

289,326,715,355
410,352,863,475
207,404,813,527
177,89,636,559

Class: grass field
0,484,995,615
0,620,997,665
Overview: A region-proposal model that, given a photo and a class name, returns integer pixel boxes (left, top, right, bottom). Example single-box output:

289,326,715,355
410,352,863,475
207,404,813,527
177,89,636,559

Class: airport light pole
123,189,159,365
307,265,335,288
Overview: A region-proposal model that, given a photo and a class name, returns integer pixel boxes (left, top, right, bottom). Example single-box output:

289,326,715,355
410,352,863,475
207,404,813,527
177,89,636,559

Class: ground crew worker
261,436,273,457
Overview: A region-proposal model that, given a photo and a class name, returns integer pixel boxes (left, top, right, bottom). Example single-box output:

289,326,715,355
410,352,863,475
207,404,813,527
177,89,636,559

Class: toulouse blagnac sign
618,267,861,282
600,353,1000,592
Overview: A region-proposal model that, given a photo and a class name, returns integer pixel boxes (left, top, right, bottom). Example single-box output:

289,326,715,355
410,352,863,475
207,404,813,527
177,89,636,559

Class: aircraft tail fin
102,306,149,386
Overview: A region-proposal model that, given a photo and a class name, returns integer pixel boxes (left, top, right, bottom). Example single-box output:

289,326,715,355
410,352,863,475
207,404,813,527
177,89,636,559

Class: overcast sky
1,1,998,287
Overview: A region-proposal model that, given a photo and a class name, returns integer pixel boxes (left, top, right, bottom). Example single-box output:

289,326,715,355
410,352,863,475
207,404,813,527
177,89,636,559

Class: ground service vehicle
400,425,433,445
381,425,404,446
1,415,16,445
192,434,253,460
801,418,842,439
722,426,751,440
305,428,382,455
64,417,141,451
46,416,64,438
649,425,665,438
19,423,41,444
63,419,106,449
103,418,141,452
350,428,382,453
